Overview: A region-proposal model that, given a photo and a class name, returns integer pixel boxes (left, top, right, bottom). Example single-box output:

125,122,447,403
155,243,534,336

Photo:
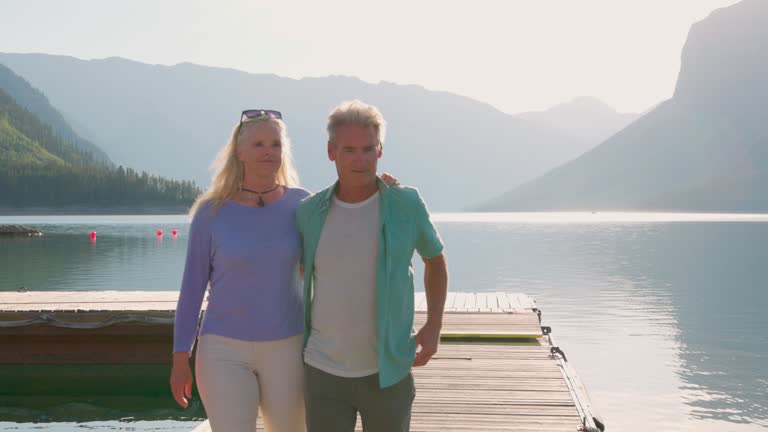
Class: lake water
1,213,767,431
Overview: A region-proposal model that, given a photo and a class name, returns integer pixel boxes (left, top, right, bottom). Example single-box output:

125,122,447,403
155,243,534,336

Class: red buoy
156,229,163,237
90,231,97,240
172,229,178,237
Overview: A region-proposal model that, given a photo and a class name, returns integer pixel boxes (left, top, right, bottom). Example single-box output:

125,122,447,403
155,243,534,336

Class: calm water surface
1,213,766,431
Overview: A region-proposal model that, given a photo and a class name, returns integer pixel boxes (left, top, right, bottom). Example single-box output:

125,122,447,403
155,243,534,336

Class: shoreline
0,206,189,216
0,224,43,236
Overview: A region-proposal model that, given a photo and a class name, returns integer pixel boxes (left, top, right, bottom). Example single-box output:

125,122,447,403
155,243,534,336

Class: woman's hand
170,352,194,408
380,172,400,186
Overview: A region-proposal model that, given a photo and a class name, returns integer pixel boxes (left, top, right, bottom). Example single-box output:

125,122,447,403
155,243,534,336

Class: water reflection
0,396,204,423
413,218,768,430
0,220,188,292
646,223,768,427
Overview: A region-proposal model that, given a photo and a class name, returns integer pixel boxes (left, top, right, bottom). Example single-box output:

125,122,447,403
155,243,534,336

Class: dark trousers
304,363,415,432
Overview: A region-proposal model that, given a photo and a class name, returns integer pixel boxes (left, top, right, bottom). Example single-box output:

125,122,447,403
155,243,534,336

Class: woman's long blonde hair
188,116,300,217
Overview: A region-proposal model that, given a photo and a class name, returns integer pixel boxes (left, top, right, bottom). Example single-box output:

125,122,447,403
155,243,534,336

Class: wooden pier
0,291,604,431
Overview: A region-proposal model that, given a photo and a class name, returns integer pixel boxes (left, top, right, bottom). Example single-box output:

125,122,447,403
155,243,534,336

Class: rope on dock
0,313,174,328
547,332,605,432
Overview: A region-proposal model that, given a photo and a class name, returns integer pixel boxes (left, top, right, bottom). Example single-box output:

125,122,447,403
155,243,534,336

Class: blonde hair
188,116,300,217
327,100,387,149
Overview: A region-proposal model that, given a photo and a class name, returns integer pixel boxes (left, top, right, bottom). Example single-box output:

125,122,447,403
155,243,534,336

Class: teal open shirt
296,178,445,388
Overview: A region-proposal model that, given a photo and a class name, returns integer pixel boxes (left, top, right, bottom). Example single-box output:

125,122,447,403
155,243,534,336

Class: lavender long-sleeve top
173,187,310,353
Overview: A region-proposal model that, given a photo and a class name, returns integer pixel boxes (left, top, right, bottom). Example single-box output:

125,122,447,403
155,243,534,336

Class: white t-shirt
303,192,380,377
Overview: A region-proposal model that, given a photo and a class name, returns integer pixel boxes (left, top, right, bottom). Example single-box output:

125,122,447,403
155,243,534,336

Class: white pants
195,333,306,432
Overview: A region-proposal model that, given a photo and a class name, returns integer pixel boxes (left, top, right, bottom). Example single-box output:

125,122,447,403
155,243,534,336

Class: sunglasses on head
240,109,282,124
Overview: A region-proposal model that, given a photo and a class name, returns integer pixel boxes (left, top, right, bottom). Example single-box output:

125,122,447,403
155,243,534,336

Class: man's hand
170,352,193,408
380,172,400,186
413,320,441,367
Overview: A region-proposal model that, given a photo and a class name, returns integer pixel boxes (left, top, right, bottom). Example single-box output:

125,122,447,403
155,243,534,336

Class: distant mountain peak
515,96,640,144
528,97,625,116
674,0,768,104
568,96,620,112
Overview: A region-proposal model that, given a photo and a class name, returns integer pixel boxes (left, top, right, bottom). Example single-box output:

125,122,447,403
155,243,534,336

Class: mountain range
0,54,635,211
479,0,767,212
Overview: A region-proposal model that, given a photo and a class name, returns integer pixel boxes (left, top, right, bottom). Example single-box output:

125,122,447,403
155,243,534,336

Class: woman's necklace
240,184,280,207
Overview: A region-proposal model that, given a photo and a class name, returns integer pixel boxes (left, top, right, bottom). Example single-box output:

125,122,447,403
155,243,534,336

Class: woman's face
236,122,283,177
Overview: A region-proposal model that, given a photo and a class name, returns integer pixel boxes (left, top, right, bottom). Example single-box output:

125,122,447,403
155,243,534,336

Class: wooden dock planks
0,291,599,431
0,291,533,313
0,291,542,339
193,343,581,432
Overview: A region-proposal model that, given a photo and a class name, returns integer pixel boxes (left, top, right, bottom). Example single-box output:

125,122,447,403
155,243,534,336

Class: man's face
328,124,381,188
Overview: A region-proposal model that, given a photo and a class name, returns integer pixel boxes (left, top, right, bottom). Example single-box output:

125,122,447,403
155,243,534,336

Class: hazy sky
1,0,741,114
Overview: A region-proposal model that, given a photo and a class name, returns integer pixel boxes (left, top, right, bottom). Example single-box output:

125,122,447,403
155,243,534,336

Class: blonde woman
170,109,307,432
170,110,396,432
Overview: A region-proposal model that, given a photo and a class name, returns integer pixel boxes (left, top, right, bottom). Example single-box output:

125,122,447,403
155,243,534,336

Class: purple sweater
173,187,310,352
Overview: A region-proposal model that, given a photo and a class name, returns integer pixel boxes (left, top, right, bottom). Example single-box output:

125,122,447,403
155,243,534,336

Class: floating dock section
0,291,604,431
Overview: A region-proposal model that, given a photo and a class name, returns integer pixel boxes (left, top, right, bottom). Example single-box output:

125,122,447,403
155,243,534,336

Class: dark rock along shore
0,225,43,236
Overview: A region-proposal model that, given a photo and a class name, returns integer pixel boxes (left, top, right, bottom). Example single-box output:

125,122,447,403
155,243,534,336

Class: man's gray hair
327,100,386,148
